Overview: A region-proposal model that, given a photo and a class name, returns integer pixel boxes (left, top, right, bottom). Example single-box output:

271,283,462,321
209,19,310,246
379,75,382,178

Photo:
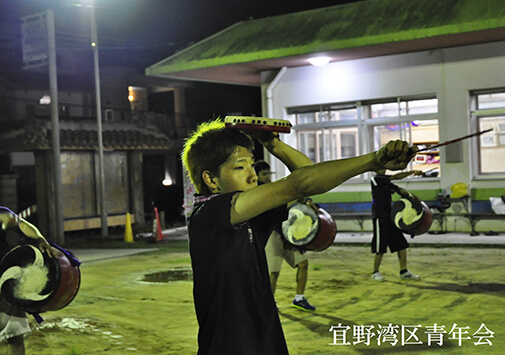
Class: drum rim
39,250,81,313
281,204,337,251
304,207,337,251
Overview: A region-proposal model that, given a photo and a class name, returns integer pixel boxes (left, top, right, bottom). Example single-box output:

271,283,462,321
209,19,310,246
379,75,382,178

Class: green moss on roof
147,0,505,75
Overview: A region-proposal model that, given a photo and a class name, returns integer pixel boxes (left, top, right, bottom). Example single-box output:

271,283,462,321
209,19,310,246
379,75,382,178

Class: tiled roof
0,117,173,151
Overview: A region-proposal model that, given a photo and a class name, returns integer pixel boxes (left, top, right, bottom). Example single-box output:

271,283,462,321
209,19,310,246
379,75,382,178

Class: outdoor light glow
162,177,173,186
306,60,355,96
309,57,331,66
39,95,51,105
128,95,134,102
162,168,173,186
74,1,92,8
91,42,97,47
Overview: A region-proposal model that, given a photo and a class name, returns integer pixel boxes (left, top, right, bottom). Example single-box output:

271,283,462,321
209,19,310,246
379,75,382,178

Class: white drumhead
281,203,319,246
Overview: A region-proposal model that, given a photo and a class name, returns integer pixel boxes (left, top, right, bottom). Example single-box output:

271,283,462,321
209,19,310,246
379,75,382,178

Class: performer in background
370,170,422,282
255,160,315,311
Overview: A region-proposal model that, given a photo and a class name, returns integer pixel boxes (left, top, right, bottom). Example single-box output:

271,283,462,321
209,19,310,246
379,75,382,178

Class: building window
298,131,317,162
367,97,440,176
105,109,114,121
290,96,439,179
471,90,505,174
292,104,359,164
59,104,69,117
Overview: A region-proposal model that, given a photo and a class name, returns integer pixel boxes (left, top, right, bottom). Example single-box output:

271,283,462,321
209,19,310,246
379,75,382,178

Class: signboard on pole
21,12,48,69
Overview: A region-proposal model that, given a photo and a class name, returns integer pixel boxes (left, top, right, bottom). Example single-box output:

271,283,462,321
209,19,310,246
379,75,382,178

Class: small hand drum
224,116,292,133
0,244,81,313
391,196,433,236
281,202,337,251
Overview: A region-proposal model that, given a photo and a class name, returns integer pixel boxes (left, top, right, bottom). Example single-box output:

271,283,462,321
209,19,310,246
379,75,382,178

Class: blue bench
318,202,372,230
318,196,504,235
464,200,504,236
322,199,445,232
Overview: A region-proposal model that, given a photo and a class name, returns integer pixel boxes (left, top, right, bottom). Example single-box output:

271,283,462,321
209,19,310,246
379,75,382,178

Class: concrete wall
261,41,505,232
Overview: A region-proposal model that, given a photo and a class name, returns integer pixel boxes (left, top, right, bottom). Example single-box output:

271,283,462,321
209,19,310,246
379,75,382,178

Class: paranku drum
391,195,433,236
0,244,81,313
281,201,337,251
224,116,292,133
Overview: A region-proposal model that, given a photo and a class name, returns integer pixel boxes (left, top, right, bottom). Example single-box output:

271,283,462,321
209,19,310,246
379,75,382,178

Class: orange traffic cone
154,207,164,242
124,212,134,243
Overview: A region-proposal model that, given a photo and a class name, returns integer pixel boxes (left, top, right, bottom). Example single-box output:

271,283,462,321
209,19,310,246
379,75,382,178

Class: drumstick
19,205,38,220
416,128,492,153
0,206,36,227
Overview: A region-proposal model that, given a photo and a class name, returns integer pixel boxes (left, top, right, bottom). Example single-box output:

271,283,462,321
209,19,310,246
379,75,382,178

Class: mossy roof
146,0,505,85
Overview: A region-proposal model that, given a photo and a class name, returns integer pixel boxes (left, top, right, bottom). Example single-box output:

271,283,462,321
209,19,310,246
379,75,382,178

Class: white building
146,0,505,233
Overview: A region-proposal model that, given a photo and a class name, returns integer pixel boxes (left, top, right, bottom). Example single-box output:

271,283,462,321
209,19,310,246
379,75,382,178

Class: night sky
0,0,361,71
1,0,363,220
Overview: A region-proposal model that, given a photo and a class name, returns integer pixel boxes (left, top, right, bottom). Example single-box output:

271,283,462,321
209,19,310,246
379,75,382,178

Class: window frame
470,89,505,177
289,95,440,183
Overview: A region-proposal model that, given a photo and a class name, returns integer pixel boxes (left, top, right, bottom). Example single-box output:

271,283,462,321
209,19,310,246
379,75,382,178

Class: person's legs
371,217,386,281
397,248,407,270
7,335,25,355
290,256,315,311
373,253,384,273
265,231,284,294
270,271,280,294
295,259,308,295
372,253,385,281
397,248,420,280
1,302,30,355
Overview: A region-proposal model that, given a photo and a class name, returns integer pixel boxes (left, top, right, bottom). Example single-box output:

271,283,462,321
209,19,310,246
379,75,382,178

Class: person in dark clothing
255,160,315,312
181,118,415,354
0,207,56,355
370,170,422,282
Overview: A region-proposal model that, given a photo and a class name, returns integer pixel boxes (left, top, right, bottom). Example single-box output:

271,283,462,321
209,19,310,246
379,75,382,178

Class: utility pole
90,0,108,237
46,10,65,245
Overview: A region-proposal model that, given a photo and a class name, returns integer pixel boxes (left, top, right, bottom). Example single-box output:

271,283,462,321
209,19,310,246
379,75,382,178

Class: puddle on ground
141,267,193,283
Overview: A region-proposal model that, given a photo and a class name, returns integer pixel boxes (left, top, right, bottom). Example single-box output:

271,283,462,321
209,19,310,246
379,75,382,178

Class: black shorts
371,217,409,254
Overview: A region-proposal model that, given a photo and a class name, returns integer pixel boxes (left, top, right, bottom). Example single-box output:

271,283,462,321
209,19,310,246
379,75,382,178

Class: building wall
13,88,89,119
261,41,505,231
35,150,144,237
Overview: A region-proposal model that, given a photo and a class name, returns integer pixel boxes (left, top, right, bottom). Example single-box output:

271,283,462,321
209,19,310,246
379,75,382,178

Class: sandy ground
12,241,505,354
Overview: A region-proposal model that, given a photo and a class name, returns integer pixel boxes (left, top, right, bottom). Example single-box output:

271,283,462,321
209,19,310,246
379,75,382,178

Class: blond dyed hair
181,119,254,195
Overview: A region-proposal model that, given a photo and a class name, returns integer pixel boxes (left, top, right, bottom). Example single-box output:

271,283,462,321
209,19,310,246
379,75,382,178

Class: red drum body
281,202,337,252
0,244,80,313
391,196,433,236
224,116,292,133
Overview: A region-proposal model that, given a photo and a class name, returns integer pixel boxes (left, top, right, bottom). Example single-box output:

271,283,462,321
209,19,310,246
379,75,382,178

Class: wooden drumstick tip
416,128,493,153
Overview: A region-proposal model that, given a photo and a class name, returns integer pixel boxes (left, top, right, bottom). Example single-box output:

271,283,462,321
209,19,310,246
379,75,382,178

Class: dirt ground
12,240,505,354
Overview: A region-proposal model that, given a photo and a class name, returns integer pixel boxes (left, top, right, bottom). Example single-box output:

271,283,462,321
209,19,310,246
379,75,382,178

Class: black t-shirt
371,174,401,218
371,175,407,242
188,192,289,355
